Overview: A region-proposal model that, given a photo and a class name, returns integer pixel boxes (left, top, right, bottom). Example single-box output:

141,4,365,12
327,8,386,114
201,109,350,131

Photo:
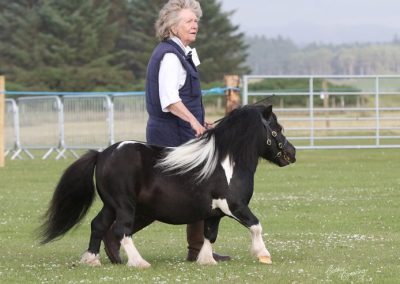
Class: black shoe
212,252,231,262
187,248,231,262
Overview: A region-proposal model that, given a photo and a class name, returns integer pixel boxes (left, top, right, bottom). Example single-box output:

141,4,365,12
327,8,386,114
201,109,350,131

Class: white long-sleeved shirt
158,37,200,112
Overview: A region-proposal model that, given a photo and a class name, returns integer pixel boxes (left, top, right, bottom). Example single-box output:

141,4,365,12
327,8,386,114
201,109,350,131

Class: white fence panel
113,95,147,143
4,99,18,157
243,75,400,149
63,95,111,149
17,96,61,158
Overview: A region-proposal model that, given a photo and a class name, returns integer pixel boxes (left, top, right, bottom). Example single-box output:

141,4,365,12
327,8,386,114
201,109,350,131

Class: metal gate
243,75,400,149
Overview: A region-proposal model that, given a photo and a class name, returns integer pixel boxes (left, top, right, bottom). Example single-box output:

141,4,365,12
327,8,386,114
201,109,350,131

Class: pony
39,104,296,268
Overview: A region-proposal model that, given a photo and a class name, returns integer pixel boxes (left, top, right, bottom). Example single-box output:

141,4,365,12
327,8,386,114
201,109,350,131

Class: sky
219,0,400,45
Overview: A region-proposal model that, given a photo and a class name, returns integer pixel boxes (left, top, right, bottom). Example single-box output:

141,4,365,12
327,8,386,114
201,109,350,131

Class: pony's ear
262,105,273,119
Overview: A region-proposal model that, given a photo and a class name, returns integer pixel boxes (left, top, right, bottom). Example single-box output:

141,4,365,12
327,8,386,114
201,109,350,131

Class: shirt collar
170,36,192,55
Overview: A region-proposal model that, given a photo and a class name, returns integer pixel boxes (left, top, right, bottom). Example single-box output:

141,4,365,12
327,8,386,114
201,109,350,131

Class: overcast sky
219,0,400,44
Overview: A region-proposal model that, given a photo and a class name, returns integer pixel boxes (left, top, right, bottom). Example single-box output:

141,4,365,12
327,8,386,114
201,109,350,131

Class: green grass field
1,149,399,283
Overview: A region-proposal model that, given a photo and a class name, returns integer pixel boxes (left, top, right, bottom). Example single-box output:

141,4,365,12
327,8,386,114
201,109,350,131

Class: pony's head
209,104,295,171
257,105,296,166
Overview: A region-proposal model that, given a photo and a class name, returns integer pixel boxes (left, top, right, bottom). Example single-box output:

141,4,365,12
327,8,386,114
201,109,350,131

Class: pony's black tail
39,150,99,244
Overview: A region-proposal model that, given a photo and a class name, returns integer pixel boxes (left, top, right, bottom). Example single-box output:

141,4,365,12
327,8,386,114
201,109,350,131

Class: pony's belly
137,200,213,225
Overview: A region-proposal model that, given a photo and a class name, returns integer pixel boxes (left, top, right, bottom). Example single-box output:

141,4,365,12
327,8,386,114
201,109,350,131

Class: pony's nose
285,145,296,163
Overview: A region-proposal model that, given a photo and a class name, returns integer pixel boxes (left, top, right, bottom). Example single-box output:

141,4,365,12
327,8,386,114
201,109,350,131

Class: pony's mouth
273,147,296,167
283,152,296,163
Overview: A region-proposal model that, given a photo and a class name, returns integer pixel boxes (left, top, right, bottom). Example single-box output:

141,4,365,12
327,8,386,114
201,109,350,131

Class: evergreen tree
0,0,132,91
0,0,250,90
0,0,42,88
115,0,162,84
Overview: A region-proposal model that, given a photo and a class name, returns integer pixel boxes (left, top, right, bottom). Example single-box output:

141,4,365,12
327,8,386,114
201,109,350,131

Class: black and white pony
39,104,296,268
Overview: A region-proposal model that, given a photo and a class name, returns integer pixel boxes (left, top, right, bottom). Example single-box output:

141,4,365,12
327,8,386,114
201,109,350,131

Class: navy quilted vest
145,39,204,147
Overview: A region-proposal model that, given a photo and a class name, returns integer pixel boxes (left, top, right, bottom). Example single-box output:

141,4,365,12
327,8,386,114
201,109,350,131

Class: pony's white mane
157,135,218,183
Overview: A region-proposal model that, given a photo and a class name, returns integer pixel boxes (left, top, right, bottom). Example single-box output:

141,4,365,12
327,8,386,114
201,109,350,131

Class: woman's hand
167,101,205,137
204,121,214,129
190,119,206,137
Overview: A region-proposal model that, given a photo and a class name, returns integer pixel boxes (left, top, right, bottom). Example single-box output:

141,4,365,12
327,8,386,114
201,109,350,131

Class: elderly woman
146,0,205,144
103,0,230,263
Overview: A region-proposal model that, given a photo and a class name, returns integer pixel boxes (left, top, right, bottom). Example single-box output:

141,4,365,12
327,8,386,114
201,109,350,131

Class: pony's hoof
197,258,218,265
80,251,101,266
258,256,272,264
127,259,151,269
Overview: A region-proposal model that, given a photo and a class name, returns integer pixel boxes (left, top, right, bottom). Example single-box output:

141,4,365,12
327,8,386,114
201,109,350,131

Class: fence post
242,75,248,106
0,76,5,167
322,79,330,128
309,77,315,147
224,75,240,114
375,76,380,146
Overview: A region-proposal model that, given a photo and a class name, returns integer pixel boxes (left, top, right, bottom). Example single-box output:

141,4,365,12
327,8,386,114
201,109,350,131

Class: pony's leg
231,205,272,264
197,217,221,265
120,235,150,269
249,223,272,264
103,214,154,264
81,206,115,266
114,211,151,268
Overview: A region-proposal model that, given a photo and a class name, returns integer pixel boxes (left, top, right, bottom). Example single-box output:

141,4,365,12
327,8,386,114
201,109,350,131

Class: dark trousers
187,221,204,251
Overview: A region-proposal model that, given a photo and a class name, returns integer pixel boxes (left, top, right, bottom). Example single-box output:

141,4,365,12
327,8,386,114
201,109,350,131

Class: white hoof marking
80,251,101,266
197,239,217,265
250,224,271,258
127,259,151,269
121,236,151,269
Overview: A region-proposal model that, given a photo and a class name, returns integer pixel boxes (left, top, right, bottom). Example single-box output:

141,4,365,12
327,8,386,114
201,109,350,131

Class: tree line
1,1,399,92
0,0,249,91
246,35,400,75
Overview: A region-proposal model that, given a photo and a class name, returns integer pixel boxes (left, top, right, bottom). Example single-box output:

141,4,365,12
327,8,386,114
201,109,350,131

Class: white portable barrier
4,99,19,158
4,92,150,159
113,94,147,143
17,96,61,159
60,95,112,159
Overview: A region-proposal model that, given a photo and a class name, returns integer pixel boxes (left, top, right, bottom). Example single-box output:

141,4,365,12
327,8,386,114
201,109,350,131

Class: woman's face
174,9,199,46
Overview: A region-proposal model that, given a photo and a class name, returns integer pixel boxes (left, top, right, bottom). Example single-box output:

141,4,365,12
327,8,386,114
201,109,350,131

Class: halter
261,117,288,160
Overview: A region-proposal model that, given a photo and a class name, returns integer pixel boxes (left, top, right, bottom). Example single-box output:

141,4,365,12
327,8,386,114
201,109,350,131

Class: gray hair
155,0,202,41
